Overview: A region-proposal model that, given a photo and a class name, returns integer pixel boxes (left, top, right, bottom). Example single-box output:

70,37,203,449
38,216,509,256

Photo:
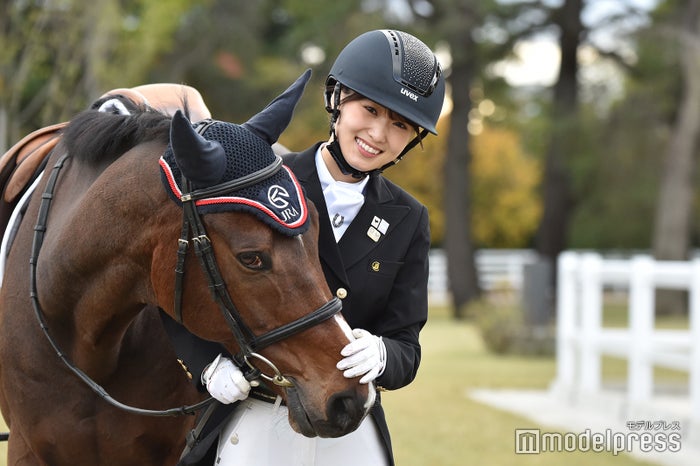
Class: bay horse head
157,70,374,437
0,71,373,466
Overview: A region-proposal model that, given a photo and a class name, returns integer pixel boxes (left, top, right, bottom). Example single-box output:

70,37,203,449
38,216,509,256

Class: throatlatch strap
174,218,190,324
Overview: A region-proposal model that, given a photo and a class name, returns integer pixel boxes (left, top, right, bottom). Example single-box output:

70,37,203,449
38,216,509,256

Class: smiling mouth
355,138,381,156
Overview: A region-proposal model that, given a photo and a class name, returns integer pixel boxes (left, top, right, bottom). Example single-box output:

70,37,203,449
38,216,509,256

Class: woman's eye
364,105,378,115
237,252,269,270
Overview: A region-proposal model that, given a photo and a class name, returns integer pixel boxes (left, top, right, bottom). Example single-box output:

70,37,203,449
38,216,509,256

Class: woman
179,29,445,465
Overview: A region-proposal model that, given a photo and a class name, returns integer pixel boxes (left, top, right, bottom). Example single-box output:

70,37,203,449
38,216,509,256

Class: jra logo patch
268,185,290,209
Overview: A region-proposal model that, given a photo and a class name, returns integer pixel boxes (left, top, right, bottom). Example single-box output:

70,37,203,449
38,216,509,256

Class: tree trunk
535,0,583,283
443,20,481,318
652,1,700,315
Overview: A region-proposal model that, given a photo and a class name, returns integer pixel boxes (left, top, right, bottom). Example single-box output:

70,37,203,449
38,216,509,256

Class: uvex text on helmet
327,29,445,135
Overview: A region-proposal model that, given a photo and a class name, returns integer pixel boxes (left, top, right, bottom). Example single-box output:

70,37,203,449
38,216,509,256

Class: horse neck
35,145,173,377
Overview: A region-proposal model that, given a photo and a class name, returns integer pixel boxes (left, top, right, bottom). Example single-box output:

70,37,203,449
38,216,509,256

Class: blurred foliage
468,298,522,354
465,297,555,356
470,126,541,247
567,101,662,249
0,0,189,134
566,0,691,250
148,0,379,131
385,116,449,245
387,119,541,248
2,0,697,252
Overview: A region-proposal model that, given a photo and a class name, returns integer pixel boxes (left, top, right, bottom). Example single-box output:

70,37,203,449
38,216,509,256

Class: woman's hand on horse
337,329,386,384
201,354,251,404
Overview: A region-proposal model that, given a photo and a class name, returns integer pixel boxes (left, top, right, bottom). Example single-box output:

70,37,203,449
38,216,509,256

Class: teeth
356,138,380,155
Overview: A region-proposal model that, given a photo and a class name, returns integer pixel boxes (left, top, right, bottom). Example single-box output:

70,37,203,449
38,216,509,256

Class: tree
428,0,555,316
407,0,551,317
534,0,583,274
0,0,188,152
500,0,653,283
652,0,700,262
439,1,483,316
651,0,700,314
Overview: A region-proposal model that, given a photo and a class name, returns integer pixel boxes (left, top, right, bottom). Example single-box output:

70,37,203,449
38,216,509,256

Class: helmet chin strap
326,137,369,179
326,83,429,179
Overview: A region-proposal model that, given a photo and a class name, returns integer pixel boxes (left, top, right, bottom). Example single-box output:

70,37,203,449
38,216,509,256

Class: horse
0,70,374,465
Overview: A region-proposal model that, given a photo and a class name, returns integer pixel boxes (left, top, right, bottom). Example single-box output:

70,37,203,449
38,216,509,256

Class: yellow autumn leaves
388,122,541,248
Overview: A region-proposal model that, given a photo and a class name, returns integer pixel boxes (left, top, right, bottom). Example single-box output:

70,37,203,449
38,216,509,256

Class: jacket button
336,288,348,299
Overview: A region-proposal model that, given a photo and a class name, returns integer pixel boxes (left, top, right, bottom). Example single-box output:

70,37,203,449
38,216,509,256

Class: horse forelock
62,106,171,166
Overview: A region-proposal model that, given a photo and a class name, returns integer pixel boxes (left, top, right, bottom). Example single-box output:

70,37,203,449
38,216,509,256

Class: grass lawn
382,305,656,466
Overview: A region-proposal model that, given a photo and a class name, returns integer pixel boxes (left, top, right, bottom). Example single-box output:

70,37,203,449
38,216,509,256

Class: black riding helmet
325,29,446,178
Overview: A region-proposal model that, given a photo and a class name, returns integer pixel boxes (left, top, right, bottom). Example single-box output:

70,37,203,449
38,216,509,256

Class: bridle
29,143,341,417
173,121,342,388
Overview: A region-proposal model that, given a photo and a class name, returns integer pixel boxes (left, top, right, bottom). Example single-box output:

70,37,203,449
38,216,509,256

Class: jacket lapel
338,175,409,269
285,145,349,286
285,146,412,278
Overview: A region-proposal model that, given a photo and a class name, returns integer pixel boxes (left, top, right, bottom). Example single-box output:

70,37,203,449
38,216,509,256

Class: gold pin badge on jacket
371,261,380,272
336,287,348,299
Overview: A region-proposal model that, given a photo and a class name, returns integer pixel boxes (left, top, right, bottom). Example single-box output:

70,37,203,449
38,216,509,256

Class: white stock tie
323,183,365,241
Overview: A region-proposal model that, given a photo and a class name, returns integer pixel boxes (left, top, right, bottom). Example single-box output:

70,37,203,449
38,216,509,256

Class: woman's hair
326,83,424,148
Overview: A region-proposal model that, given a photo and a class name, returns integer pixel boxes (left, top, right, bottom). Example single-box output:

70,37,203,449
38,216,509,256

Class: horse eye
237,251,269,270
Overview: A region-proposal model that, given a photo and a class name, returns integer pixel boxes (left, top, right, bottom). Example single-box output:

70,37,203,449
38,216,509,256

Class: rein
29,148,341,417
30,153,212,416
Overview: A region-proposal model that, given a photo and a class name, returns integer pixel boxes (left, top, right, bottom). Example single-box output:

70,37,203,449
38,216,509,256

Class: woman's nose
368,118,389,142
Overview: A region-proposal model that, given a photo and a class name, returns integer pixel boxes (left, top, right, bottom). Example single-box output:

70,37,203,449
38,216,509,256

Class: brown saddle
0,83,212,239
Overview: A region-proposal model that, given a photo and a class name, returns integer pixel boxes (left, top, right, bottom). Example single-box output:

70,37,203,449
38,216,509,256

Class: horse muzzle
285,383,375,438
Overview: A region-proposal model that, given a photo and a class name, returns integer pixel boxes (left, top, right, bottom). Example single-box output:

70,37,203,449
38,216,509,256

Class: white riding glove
201,354,251,404
337,328,387,384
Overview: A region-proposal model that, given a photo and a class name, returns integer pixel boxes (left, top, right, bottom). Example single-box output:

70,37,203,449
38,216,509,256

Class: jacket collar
286,144,410,280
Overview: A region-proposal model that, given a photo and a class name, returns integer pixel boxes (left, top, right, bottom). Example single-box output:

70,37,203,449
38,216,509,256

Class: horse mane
61,104,172,165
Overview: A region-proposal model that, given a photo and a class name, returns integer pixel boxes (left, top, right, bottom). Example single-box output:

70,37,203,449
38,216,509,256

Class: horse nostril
327,391,366,434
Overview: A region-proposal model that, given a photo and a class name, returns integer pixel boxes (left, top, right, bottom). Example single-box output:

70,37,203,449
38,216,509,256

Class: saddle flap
0,122,67,203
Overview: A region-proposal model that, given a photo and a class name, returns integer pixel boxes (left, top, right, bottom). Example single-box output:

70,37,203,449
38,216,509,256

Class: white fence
428,249,538,305
551,251,700,438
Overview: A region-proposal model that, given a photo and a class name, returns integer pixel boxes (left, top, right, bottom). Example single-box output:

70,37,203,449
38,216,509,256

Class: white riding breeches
216,398,388,465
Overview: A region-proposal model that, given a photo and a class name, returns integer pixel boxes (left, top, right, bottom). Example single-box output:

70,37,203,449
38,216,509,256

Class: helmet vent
384,30,441,97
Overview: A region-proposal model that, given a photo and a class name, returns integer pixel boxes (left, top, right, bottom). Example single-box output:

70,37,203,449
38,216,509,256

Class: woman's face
332,95,414,177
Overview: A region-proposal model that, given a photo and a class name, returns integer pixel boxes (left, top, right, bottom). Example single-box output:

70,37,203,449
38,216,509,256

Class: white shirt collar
315,146,369,241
